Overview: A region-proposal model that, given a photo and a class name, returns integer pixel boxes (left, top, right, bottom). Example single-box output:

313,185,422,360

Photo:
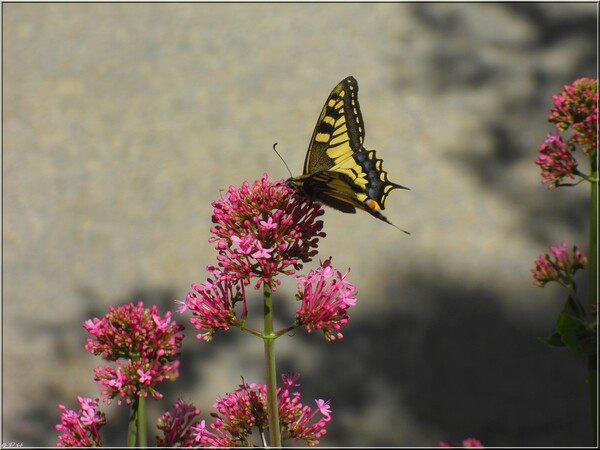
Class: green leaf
539,330,566,347
553,296,597,355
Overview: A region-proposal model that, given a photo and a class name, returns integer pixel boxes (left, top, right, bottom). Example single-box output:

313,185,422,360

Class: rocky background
3,3,597,446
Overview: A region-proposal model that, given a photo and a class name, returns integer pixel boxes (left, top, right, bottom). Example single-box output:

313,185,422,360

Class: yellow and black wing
287,76,409,233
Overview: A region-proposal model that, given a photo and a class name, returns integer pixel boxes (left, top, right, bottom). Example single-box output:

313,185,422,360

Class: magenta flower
93,358,180,405
549,77,598,155
56,396,106,447
190,373,330,447
209,173,325,290
179,266,244,342
84,302,184,405
178,177,353,444
156,399,202,447
295,258,358,341
439,438,484,448
535,133,579,188
536,78,598,188
531,241,588,288
278,374,331,445
84,302,184,361
181,175,333,342
189,419,240,447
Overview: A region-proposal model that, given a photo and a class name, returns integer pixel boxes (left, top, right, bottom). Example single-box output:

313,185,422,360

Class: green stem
127,393,147,447
587,166,597,445
263,283,281,447
127,397,138,447
137,393,147,447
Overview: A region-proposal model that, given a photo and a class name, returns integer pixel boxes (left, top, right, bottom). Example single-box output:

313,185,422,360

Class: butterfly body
286,76,409,233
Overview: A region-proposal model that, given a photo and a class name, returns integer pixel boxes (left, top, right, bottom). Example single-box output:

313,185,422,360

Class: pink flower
536,78,598,188
549,78,597,155
84,302,184,362
83,302,184,405
180,266,244,342
191,373,330,447
252,241,275,259
439,438,484,448
56,396,106,447
531,241,588,288
156,399,202,447
93,358,180,406
209,173,325,290
315,398,332,418
181,175,333,342
190,419,239,447
535,133,578,188
295,258,357,341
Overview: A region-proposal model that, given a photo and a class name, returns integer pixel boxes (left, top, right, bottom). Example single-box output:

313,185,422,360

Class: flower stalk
127,399,137,447
263,282,282,447
179,175,346,446
57,175,355,446
127,394,147,447
533,77,598,445
80,302,184,447
587,160,597,444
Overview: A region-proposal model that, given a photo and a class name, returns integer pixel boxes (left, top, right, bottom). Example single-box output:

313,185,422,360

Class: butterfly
286,76,409,233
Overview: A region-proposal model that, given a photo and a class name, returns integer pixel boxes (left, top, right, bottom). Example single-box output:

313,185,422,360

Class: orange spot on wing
365,199,380,210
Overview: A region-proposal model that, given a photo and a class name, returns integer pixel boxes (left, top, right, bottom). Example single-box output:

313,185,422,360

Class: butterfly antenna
273,143,294,178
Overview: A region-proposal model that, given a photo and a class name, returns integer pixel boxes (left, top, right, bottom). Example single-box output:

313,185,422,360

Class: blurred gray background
2,2,597,446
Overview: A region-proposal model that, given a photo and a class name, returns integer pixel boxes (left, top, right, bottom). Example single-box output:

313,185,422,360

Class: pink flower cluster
84,302,184,405
181,266,243,342
531,241,588,288
210,173,325,290
549,77,598,155
295,257,357,341
439,437,484,448
56,396,106,447
156,398,202,447
182,174,358,342
535,78,598,188
155,374,330,447
536,133,578,188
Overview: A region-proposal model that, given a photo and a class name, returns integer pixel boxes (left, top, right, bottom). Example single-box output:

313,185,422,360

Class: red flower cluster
156,374,330,447
548,77,597,155
181,266,243,342
209,173,325,290
84,302,184,405
182,174,358,342
531,241,588,288
56,396,106,447
156,398,202,447
536,133,579,187
295,257,357,341
535,78,597,188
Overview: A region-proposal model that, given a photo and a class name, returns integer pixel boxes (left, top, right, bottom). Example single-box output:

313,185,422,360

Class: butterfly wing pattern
287,76,409,233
